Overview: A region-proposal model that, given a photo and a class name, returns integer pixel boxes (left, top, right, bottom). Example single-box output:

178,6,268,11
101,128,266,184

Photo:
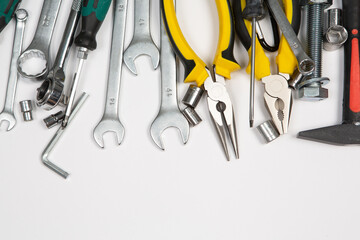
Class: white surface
0,0,358,240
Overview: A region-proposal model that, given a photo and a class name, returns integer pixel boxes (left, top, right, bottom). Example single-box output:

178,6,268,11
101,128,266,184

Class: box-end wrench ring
0,9,27,131
17,0,62,80
36,0,82,110
266,0,315,76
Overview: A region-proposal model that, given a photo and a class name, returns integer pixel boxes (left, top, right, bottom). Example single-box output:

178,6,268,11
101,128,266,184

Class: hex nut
298,86,328,100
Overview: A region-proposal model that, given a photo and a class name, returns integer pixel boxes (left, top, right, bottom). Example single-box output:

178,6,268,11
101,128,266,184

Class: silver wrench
0,9,27,131
36,0,82,110
93,0,127,148
150,2,190,150
266,0,315,76
17,0,63,80
123,0,159,75
42,93,89,179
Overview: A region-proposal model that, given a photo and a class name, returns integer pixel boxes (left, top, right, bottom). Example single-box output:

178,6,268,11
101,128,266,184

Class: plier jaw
204,68,239,160
262,74,292,135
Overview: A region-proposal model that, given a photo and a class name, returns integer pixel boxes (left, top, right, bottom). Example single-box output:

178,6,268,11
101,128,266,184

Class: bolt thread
307,4,325,81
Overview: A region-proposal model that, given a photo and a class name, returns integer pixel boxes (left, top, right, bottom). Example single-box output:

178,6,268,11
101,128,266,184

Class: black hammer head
298,124,360,145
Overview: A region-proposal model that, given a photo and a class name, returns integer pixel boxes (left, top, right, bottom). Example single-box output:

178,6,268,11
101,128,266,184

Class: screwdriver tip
62,117,69,128
250,120,254,128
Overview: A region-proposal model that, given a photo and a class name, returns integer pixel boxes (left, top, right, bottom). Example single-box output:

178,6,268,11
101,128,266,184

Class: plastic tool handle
343,0,360,124
233,0,300,78
241,0,270,79
74,0,112,51
161,0,239,86
213,0,240,79
276,0,300,75
0,0,21,33
242,0,265,20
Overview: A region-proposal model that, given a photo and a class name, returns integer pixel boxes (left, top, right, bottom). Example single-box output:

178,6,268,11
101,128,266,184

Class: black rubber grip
222,0,238,66
291,0,300,35
160,0,196,81
233,0,299,52
342,0,360,124
74,0,112,51
242,0,265,20
233,0,251,50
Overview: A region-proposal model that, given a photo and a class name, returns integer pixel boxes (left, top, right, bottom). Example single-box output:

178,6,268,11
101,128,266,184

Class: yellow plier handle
241,0,299,78
241,0,271,79
161,0,240,86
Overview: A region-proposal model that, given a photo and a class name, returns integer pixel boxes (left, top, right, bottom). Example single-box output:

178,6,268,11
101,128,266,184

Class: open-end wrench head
150,110,190,150
123,39,160,75
93,118,125,148
0,112,16,131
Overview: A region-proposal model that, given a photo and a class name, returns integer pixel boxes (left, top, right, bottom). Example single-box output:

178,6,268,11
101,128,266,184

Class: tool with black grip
233,0,281,53
0,0,21,33
298,0,360,145
242,0,265,128
161,0,240,160
62,0,112,128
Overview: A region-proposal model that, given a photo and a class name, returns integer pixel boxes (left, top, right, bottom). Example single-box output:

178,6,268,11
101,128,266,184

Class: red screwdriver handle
343,0,360,124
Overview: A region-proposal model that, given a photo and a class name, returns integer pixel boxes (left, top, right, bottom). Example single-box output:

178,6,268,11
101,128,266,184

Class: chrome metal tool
42,93,88,179
93,0,127,148
17,0,62,80
123,0,159,75
36,0,82,110
262,74,292,134
0,9,27,131
150,0,190,150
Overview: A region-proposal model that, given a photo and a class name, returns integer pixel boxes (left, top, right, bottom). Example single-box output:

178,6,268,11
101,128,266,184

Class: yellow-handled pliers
234,0,300,134
160,0,240,160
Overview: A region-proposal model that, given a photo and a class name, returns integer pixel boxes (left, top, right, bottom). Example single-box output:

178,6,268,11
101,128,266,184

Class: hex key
41,92,89,178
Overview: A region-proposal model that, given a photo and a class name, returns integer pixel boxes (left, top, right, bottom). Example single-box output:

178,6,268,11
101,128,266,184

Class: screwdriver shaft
249,17,256,128
62,49,87,128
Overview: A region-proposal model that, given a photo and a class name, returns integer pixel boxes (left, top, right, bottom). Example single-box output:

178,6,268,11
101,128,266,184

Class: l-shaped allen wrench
41,92,89,179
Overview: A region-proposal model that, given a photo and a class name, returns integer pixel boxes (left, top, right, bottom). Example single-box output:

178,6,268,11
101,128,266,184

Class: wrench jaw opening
93,118,125,149
0,9,28,132
150,110,190,151
0,112,16,131
123,40,160,75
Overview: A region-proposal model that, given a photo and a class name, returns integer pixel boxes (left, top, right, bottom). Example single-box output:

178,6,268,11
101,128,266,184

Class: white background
0,0,358,239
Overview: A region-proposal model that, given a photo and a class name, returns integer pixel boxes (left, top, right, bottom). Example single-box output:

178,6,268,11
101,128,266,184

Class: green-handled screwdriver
242,0,265,128
62,0,112,128
0,0,21,33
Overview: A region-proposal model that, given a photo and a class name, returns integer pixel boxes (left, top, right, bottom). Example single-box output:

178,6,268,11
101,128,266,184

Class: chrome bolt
299,1,332,100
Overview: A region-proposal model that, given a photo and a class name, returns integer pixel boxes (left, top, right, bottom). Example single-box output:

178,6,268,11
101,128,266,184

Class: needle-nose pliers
160,0,240,160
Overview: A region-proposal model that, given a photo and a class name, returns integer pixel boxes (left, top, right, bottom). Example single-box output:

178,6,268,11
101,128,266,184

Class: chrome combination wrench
0,9,27,131
17,0,62,80
123,0,159,75
93,0,128,148
150,1,190,150
36,0,82,110
266,0,315,76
